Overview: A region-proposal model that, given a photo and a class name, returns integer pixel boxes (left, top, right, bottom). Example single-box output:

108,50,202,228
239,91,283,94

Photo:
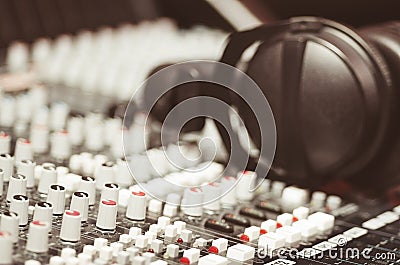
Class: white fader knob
94,162,116,190
30,125,49,154
14,138,33,164
0,154,13,182
281,186,309,212
181,188,203,217
50,130,71,161
100,183,119,202
70,191,89,222
0,211,20,243
38,164,57,194
236,171,257,201
0,231,13,264
7,174,27,202
10,195,29,226
126,191,146,221
17,160,36,189
26,221,49,253
46,185,66,215
78,176,96,206
220,176,238,206
33,202,53,231
60,210,82,242
0,132,11,154
115,158,133,187
96,200,118,231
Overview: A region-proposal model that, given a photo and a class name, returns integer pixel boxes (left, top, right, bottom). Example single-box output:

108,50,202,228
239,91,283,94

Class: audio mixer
0,18,399,265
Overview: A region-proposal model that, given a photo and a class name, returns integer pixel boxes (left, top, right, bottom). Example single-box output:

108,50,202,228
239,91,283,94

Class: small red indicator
276,223,282,228
177,238,183,243
208,246,219,254
32,220,46,226
292,216,299,222
132,191,145,196
240,234,250,241
66,210,80,216
260,229,267,235
102,200,116,206
180,257,190,264
147,248,154,253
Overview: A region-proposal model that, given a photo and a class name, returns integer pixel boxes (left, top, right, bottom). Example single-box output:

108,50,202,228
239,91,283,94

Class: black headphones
143,17,400,191
217,17,400,190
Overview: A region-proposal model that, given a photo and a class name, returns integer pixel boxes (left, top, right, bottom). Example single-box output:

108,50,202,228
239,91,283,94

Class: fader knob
7,174,27,202
94,162,116,190
0,132,11,154
126,191,146,221
50,130,71,160
70,192,89,222
96,200,118,231
78,176,96,206
0,154,13,182
38,164,57,194
30,124,49,154
16,159,36,189
0,231,13,264
14,138,33,164
33,202,53,231
10,195,29,226
0,211,19,243
46,185,66,215
26,221,49,253
100,183,119,202
236,171,256,201
60,210,82,242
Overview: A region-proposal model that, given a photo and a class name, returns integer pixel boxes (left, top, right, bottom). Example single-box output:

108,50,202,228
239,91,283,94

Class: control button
148,199,163,214
265,259,296,265
261,220,277,232
0,154,13,182
0,211,20,243
33,202,53,232
134,235,149,249
69,191,89,222
276,226,301,245
362,218,385,230
16,159,35,189
393,205,400,214
326,195,342,211
166,244,179,258
277,213,293,226
281,186,309,212
182,248,200,264
180,229,193,243
297,248,321,258
14,138,33,164
220,176,237,206
61,248,76,259
163,204,178,217
100,183,120,202
38,164,57,194
271,181,285,197
117,251,130,265
151,239,163,253
48,256,64,265
0,231,12,264
292,219,318,238
212,238,228,253
115,158,133,188
94,238,108,250
165,225,178,238
6,174,27,202
110,242,123,257
46,185,66,215
30,125,49,154
258,232,286,254
78,176,96,206
308,212,335,232
256,201,281,213
236,171,256,201
226,243,255,262
94,162,116,190
173,221,186,234
222,214,250,227
239,207,265,220
293,206,309,220
99,246,113,262
129,227,142,239
312,241,336,252
343,227,367,239
157,216,171,229
96,200,118,231
311,191,326,208
126,191,146,221
10,195,29,226
205,219,234,233
60,210,81,243
26,221,49,253
243,226,261,241
198,254,229,265
376,211,399,224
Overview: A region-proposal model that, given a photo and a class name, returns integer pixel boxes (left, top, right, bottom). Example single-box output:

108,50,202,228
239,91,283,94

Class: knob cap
100,183,119,202
0,132,11,154
70,192,89,222
16,160,36,189
0,211,20,243
14,138,33,164
94,162,115,190
33,202,53,231
0,231,13,264
10,195,29,226
78,176,96,206
235,171,256,201
96,200,117,231
26,221,49,253
126,191,146,221
60,210,81,242
38,164,57,194
46,185,66,215
7,174,27,202
0,154,13,182
50,130,71,160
